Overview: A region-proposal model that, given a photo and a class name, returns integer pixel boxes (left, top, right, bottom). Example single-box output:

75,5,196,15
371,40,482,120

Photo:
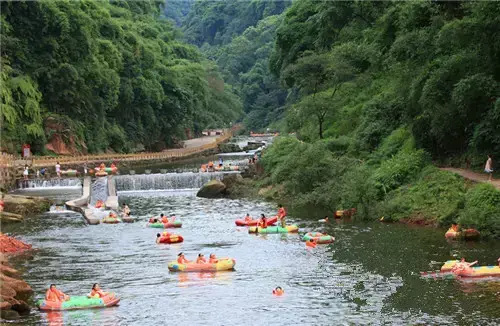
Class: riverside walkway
440,167,500,190
8,130,234,169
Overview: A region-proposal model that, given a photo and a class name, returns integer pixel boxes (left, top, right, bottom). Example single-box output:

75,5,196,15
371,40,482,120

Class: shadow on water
3,190,500,325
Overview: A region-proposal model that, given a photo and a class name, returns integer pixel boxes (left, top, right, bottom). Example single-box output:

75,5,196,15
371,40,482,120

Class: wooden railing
6,130,233,168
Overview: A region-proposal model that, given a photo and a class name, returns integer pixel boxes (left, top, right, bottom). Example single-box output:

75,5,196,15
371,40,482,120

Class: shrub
458,183,500,238
372,148,428,196
379,166,467,223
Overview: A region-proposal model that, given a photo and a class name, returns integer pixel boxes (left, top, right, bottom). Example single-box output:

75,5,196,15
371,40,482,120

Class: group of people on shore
21,161,118,180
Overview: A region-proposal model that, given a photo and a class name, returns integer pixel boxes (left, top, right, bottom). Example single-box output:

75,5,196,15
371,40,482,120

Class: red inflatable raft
158,234,184,244
235,216,278,227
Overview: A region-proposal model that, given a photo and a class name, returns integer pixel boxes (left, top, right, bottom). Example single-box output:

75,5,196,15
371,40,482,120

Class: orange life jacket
306,241,317,248
259,220,267,228
278,207,286,218
161,217,169,223
196,257,207,264
209,258,218,264
177,257,190,264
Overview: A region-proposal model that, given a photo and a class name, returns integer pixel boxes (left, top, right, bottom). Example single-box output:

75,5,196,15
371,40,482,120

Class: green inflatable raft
148,220,182,228
37,294,120,311
248,225,299,234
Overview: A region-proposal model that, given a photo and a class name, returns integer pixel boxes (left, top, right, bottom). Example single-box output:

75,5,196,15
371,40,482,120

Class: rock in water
197,180,227,198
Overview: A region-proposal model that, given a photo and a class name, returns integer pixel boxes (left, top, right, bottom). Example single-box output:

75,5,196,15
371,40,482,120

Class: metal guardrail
4,130,233,168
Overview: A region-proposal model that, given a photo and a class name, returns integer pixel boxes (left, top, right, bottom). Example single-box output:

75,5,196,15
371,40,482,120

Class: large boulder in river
197,180,227,198
2,194,51,216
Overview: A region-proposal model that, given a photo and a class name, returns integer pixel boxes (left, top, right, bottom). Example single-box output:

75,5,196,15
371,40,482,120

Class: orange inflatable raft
235,215,278,227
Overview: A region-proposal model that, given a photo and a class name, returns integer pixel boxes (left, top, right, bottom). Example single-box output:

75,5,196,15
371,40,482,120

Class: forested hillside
0,0,241,154
181,0,291,129
251,0,500,236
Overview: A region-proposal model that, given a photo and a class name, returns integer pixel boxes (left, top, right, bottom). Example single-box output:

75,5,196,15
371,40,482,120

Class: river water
4,189,500,325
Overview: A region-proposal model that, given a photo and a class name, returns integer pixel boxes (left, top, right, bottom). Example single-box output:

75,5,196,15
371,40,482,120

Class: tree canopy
1,0,242,154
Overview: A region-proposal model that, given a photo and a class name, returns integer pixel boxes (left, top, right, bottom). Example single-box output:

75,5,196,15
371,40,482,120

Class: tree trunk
318,116,323,139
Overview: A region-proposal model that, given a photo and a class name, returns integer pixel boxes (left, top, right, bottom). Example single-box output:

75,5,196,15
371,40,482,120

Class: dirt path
440,167,500,190
182,136,218,148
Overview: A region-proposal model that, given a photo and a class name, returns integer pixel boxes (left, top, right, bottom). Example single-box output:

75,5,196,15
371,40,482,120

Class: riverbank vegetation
1,0,242,154
246,1,500,237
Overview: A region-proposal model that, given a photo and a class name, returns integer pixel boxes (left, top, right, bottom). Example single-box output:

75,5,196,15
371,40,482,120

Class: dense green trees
271,0,500,159
181,0,290,130
257,0,500,236
1,0,241,154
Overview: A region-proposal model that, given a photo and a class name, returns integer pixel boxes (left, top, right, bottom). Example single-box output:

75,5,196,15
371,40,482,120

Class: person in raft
485,154,494,181
196,254,207,264
99,162,106,170
122,203,130,216
244,213,252,222
209,253,218,264
110,162,116,169
258,214,268,229
277,204,287,228
177,252,191,264
273,287,284,296
319,216,329,223
201,164,207,172
159,213,169,224
450,223,459,232
87,283,109,298
45,284,70,302
108,211,117,219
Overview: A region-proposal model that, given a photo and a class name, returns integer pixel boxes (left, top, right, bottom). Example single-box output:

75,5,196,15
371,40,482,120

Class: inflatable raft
248,225,299,234
441,260,459,272
102,216,121,224
95,171,108,177
148,220,182,228
453,265,500,278
235,216,278,227
445,228,480,240
60,169,78,176
37,294,120,311
168,258,236,272
158,234,184,244
302,232,335,244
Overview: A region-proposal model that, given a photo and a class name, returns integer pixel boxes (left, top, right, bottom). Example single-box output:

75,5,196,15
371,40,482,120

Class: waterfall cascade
114,172,236,192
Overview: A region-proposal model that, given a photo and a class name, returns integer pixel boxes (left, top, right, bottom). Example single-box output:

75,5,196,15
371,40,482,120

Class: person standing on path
485,155,493,181
55,161,61,178
23,165,29,180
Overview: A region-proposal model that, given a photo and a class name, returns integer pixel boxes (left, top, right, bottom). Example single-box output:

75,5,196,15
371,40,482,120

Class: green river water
3,187,500,325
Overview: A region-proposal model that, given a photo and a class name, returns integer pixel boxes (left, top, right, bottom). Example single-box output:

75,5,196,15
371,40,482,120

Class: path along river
4,188,500,325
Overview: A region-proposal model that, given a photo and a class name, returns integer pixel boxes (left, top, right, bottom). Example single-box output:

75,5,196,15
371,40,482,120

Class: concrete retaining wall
65,176,100,224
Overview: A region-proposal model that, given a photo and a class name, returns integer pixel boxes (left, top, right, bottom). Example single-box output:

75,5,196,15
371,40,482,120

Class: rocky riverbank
1,194,51,223
0,234,33,320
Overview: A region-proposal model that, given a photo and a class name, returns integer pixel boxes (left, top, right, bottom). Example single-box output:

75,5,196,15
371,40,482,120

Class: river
4,187,500,325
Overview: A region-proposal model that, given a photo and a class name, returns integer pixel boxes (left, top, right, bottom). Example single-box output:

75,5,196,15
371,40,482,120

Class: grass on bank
255,134,500,238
